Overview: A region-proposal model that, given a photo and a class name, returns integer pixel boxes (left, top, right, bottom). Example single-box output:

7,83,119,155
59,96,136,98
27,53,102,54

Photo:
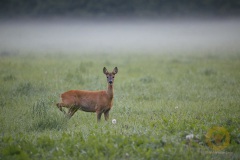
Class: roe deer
56,67,118,121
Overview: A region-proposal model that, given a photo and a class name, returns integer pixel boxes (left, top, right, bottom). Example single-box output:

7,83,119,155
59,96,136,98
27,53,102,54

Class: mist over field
1,18,240,54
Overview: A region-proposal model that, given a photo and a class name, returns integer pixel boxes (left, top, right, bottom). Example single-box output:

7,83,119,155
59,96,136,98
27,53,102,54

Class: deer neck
107,84,114,99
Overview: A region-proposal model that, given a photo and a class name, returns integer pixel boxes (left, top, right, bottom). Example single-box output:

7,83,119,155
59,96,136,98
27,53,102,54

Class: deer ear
113,67,118,74
103,67,108,74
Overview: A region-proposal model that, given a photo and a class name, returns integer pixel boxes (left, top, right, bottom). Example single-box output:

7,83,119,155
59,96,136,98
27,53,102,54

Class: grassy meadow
0,51,240,159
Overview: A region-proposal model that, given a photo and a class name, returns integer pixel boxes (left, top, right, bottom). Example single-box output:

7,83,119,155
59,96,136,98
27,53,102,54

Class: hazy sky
1,18,240,54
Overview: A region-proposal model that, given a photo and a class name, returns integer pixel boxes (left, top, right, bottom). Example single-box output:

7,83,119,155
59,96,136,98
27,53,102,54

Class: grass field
0,51,240,159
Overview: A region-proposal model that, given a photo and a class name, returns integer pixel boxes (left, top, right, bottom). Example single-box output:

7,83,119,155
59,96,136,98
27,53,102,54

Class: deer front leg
104,109,110,121
96,111,102,122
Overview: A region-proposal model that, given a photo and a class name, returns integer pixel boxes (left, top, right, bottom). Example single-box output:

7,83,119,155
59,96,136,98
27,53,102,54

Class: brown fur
56,67,118,121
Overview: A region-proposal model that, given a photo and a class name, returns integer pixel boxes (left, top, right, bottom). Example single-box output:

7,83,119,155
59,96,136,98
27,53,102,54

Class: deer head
103,67,118,85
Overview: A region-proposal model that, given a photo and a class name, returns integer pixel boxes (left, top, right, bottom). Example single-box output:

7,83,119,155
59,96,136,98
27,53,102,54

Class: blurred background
0,0,240,54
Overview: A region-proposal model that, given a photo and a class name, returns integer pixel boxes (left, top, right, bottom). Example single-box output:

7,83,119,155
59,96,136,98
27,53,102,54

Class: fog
1,18,240,54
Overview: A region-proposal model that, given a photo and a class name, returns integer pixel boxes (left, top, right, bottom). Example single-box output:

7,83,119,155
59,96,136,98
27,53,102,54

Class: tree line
0,0,239,18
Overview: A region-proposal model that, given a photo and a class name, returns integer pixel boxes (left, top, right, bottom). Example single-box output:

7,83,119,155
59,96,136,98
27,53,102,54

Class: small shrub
78,62,91,73
12,81,46,96
1,144,30,160
202,68,217,76
3,74,16,81
140,76,156,83
31,99,67,131
65,72,85,85
13,82,34,96
0,51,11,57
32,99,47,118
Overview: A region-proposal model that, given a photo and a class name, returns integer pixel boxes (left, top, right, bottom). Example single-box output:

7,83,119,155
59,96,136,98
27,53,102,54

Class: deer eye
113,76,114,78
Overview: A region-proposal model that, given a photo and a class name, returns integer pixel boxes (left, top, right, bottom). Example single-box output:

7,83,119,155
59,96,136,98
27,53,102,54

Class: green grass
0,51,240,159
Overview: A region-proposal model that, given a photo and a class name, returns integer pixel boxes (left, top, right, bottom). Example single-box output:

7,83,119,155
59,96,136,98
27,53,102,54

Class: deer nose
109,80,113,84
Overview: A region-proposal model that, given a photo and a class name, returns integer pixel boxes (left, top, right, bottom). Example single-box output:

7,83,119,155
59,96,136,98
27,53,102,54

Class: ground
0,52,239,159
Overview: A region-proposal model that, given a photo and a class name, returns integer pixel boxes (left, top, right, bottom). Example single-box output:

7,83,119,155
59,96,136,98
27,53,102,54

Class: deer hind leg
104,109,110,121
67,105,79,119
56,103,66,114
